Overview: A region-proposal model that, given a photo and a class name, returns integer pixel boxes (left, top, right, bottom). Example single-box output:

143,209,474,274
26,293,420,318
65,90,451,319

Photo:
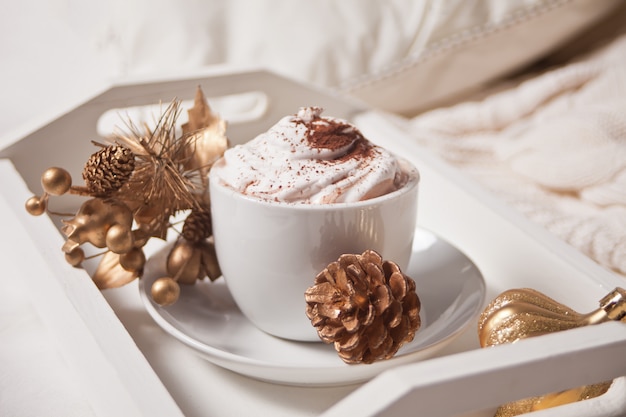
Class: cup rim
209,158,419,211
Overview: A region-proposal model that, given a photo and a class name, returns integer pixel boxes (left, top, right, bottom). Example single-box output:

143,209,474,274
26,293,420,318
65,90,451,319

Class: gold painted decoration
478,287,626,416
93,250,140,289
181,86,230,190
25,87,229,305
305,250,421,364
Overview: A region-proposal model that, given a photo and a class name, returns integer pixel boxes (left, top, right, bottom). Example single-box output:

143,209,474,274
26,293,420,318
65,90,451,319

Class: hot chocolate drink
211,107,409,203
208,107,420,341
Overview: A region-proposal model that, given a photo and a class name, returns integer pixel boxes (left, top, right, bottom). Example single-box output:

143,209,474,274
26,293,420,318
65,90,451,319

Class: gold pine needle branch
25,87,229,306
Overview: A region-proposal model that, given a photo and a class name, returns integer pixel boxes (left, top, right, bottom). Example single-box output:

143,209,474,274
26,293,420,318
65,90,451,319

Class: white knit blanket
408,33,626,278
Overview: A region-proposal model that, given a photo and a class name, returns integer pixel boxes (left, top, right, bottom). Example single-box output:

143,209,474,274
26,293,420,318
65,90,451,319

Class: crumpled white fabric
408,33,626,277
1,0,619,137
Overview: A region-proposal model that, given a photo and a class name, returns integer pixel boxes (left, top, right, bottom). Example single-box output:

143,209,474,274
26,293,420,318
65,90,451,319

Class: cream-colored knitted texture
409,34,626,277
582,169,626,206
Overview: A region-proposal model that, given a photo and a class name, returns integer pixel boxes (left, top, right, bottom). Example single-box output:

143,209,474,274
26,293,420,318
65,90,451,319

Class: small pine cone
83,145,135,196
182,208,212,242
305,250,421,364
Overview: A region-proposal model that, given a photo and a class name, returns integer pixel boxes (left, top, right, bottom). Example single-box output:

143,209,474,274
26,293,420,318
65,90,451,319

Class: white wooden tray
1,68,625,417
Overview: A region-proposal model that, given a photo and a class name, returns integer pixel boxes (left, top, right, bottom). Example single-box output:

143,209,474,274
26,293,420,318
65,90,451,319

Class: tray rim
1,67,624,417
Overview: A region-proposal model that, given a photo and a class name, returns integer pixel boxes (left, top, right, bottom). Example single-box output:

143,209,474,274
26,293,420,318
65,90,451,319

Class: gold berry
151,277,180,306
64,247,85,267
41,167,72,196
119,248,146,272
25,196,46,216
105,224,134,254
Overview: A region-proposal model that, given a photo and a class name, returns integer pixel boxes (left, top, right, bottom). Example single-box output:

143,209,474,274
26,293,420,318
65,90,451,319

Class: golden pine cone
182,208,212,242
305,250,421,364
83,145,135,196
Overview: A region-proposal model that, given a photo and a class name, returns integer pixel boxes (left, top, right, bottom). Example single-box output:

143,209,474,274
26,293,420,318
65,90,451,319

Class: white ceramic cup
209,159,420,341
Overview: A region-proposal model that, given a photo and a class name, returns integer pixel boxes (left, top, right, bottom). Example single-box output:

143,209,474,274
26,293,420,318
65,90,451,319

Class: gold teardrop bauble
479,287,626,416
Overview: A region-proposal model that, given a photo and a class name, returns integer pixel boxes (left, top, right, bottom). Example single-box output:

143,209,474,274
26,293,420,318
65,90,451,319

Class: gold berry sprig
25,87,229,306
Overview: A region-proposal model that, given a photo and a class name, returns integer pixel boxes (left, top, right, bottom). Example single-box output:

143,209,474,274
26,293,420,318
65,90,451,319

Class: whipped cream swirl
211,107,407,203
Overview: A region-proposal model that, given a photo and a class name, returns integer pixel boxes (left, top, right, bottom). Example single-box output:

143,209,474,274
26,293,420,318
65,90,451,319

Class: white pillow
1,0,621,136
86,0,621,116
339,0,622,115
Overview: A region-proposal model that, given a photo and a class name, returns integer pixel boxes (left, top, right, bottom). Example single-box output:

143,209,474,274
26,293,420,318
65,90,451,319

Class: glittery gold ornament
478,287,626,416
305,250,421,364
25,87,229,305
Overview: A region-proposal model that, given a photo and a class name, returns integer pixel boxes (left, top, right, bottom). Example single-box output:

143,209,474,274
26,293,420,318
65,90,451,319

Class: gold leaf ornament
478,287,626,416
93,250,140,289
181,86,229,186
166,238,221,285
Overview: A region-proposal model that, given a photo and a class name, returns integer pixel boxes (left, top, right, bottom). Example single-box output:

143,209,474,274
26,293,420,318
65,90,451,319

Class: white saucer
139,228,485,386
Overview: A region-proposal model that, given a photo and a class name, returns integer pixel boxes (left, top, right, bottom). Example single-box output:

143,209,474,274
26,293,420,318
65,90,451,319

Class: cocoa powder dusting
294,115,376,163
309,122,356,150
337,138,375,162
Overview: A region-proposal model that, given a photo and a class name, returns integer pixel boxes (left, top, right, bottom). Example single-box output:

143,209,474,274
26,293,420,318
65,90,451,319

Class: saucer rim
138,227,486,386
